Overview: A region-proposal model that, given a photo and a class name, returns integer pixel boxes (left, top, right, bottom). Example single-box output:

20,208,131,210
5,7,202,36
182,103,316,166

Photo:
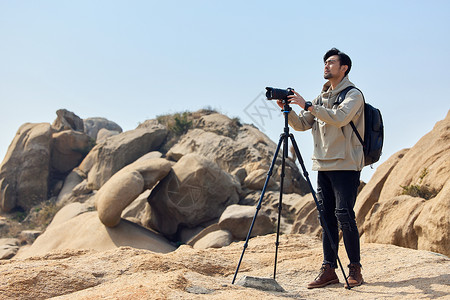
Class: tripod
231,101,351,289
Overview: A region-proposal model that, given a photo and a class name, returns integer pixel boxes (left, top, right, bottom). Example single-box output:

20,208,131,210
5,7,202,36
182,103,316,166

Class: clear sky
1,0,449,184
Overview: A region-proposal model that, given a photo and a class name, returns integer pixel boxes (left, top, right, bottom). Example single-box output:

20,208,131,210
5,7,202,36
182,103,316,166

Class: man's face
324,55,346,79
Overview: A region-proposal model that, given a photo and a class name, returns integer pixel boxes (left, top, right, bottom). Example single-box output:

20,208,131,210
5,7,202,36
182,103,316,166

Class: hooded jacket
288,76,365,171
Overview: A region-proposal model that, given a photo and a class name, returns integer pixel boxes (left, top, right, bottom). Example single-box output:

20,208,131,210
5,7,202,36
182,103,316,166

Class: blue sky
1,1,449,183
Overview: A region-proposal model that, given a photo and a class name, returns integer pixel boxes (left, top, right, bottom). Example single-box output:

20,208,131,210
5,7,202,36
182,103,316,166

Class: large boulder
96,158,172,227
358,111,450,256
0,238,20,260
51,130,92,174
15,211,176,259
0,123,53,212
144,153,241,236
354,148,409,235
167,124,308,194
83,117,123,141
56,170,85,205
363,195,425,249
414,181,450,256
78,121,168,190
218,204,273,240
52,109,84,132
290,194,321,237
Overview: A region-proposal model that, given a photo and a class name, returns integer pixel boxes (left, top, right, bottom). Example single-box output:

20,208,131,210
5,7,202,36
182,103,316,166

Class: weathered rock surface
16,211,175,259
192,229,233,249
51,130,91,174
78,122,168,190
96,157,172,227
96,128,120,143
52,109,84,132
0,238,20,260
1,234,449,299
357,110,450,256
167,118,309,194
0,123,53,212
354,148,409,235
145,154,241,236
218,204,273,240
83,117,122,140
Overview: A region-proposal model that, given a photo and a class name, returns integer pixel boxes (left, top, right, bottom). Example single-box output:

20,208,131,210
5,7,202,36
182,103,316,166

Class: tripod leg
288,134,351,289
273,129,288,279
231,133,284,284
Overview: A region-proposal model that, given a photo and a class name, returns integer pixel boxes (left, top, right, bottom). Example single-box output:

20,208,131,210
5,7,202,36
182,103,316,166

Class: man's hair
324,48,352,76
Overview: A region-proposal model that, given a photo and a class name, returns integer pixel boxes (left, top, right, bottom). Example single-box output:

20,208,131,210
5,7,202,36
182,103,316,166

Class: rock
194,113,240,137
0,238,20,259
357,111,450,256
47,202,92,231
414,180,450,256
16,212,176,259
236,276,285,292
52,109,84,132
121,190,151,222
56,170,84,205
0,123,53,212
18,230,42,244
83,117,122,141
186,224,221,246
145,154,240,236
78,122,168,190
97,171,145,227
244,169,278,190
355,149,409,235
96,158,172,227
379,111,450,201
51,130,92,174
218,204,273,240
1,234,449,299
96,128,120,143
193,229,233,249
290,194,321,237
167,126,308,194
363,195,425,249
240,191,306,234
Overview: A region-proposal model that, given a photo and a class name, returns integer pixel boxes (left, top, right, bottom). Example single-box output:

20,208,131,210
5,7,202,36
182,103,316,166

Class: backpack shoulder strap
337,86,365,147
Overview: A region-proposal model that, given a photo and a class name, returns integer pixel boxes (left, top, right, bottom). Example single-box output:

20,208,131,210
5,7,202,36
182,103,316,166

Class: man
277,48,364,288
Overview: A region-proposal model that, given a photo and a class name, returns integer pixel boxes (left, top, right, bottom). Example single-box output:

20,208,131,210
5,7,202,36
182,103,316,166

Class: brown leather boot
307,264,339,289
345,263,364,288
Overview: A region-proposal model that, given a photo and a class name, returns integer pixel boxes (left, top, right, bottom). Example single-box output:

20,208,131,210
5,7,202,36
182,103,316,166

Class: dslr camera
265,87,294,101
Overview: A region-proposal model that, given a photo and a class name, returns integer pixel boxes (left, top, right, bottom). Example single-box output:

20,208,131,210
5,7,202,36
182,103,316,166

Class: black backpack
337,86,384,167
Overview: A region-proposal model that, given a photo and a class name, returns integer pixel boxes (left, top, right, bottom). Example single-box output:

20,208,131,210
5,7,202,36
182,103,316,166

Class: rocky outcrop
2,234,449,299
16,211,175,259
357,110,450,256
83,117,122,141
144,154,241,236
0,238,20,259
51,130,91,174
354,148,409,235
167,115,308,194
218,204,273,240
96,157,172,227
52,109,84,132
0,123,53,212
78,121,168,190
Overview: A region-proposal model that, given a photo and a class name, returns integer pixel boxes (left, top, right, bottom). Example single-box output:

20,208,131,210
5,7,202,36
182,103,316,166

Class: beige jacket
288,76,365,171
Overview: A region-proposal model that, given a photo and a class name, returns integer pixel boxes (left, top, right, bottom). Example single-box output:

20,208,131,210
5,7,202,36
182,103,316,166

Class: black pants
317,170,361,268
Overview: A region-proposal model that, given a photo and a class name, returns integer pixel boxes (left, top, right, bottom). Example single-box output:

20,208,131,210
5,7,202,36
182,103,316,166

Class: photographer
277,48,364,288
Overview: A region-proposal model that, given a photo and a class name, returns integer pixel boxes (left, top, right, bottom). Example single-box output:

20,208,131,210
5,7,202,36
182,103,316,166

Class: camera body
265,87,294,101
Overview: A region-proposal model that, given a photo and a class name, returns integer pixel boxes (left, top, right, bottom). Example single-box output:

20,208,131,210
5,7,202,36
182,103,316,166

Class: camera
265,87,294,101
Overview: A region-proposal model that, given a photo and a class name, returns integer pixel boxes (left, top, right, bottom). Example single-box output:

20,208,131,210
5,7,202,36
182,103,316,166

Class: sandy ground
0,234,449,299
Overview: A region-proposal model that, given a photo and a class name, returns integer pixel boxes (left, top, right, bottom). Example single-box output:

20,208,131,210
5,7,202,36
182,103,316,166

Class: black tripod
232,101,351,289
